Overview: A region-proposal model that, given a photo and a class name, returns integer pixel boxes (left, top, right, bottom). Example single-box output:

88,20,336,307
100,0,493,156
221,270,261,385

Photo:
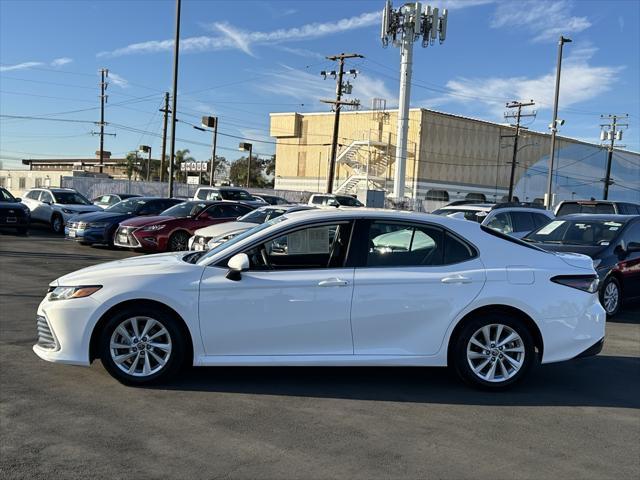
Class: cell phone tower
381,1,448,198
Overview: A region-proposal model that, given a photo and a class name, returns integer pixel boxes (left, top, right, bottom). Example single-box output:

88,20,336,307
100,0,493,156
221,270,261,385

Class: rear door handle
318,278,350,287
441,275,472,284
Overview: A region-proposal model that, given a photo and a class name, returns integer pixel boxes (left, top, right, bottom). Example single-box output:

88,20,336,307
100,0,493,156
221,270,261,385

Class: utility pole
320,53,362,193
159,92,170,183
504,100,536,202
545,35,572,209
381,1,448,198
98,68,108,174
600,114,628,199
168,0,182,198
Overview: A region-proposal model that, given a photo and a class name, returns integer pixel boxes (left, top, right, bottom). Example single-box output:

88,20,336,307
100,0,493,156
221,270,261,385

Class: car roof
439,204,492,211
557,214,638,222
285,207,482,226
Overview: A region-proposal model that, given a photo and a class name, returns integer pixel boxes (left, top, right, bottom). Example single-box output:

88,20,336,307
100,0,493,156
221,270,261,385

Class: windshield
238,207,288,224
52,191,91,205
106,198,147,214
1,188,16,202
525,219,625,246
337,196,363,207
197,215,289,265
432,208,484,222
161,201,209,218
220,189,254,201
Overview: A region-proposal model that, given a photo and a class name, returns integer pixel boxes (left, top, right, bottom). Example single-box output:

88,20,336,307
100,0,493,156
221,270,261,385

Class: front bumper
65,224,109,244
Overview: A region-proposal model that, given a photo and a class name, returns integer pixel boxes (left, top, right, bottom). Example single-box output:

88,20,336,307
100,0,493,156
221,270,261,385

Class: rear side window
532,213,552,228
366,222,444,267
556,203,580,216
444,232,476,264
195,189,211,200
595,204,616,214
485,212,513,234
511,212,535,232
311,196,326,205
620,203,640,215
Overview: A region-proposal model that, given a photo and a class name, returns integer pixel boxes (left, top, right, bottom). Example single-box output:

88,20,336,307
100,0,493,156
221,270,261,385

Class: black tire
99,306,186,386
452,314,536,390
600,276,622,317
168,231,190,251
51,213,64,234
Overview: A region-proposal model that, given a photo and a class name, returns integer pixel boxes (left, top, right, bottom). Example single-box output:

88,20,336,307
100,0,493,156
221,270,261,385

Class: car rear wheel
452,315,535,390
51,214,63,234
600,277,621,317
99,307,186,385
168,231,190,251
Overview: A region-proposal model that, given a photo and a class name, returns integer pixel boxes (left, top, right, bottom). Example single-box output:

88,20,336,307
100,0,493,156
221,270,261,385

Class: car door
350,220,485,356
619,221,640,299
21,190,41,218
198,220,355,355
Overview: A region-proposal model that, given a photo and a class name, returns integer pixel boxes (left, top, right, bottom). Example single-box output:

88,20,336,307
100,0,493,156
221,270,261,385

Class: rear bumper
574,337,604,359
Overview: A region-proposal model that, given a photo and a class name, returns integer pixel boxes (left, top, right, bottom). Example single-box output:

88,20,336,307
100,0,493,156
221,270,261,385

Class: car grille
114,226,141,247
36,315,58,350
67,221,88,229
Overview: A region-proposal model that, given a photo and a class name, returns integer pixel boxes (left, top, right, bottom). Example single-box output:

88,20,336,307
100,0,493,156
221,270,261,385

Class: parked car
432,202,554,238
188,204,314,251
193,186,267,208
92,193,141,209
21,188,101,233
114,200,254,252
524,214,640,316
253,194,290,205
65,197,183,246
555,200,640,216
0,187,30,234
308,193,364,207
34,208,605,389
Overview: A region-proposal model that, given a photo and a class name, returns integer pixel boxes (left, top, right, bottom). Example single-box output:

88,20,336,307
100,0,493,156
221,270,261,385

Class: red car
113,200,254,252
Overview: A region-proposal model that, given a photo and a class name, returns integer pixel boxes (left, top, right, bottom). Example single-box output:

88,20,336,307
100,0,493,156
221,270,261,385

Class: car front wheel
51,214,64,234
452,315,535,390
168,231,190,251
99,307,186,385
600,277,621,317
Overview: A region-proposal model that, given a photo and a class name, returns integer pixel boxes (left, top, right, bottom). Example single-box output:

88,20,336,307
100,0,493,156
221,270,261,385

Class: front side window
245,222,352,270
311,196,326,205
40,191,54,203
161,201,208,218
367,222,443,267
25,190,40,200
485,212,513,234
196,189,212,200
510,212,535,232
0,188,15,201
52,191,91,205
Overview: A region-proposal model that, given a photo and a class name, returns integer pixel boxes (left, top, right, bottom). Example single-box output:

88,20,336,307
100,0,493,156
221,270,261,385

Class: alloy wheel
603,281,619,314
170,233,189,251
52,216,63,233
109,316,172,377
466,324,525,383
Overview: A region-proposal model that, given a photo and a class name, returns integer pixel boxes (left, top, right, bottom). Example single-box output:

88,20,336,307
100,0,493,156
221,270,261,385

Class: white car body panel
33,209,606,372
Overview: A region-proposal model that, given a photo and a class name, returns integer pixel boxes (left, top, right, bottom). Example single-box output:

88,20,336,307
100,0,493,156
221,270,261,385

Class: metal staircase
334,137,389,195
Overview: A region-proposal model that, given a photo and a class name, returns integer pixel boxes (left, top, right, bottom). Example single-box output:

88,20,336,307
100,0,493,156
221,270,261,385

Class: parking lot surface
1,228,639,479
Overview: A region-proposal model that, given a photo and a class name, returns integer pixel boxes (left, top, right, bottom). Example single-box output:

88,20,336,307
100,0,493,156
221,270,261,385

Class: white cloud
50,57,73,67
274,46,326,60
435,46,623,117
491,0,591,43
212,22,255,56
0,61,44,72
353,74,397,108
108,72,128,88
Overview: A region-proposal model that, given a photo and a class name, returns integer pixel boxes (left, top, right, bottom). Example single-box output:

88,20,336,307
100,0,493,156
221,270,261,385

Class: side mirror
15,197,22,202
226,253,249,281
628,242,640,253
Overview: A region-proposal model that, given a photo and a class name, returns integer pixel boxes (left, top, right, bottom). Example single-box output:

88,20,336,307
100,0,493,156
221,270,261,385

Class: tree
174,149,195,183
121,152,142,180
201,155,228,185
229,156,268,188
261,154,276,188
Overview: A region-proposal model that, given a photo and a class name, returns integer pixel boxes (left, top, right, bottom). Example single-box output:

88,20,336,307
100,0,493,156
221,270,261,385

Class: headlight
61,208,76,214
88,222,108,228
48,285,102,301
142,224,165,232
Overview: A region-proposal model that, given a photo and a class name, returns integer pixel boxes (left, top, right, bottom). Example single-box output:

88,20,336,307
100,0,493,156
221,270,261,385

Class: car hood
194,221,256,238
58,204,101,213
69,210,133,223
530,243,605,259
53,251,198,286
119,215,175,227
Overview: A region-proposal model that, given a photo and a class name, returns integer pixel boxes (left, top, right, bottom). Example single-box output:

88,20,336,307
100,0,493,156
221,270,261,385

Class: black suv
0,187,30,234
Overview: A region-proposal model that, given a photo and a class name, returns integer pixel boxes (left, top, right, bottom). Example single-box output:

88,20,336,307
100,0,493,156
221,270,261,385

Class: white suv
432,202,554,238
21,188,101,233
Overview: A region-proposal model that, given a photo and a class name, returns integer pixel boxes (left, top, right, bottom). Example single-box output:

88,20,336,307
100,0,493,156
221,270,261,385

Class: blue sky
1,0,639,169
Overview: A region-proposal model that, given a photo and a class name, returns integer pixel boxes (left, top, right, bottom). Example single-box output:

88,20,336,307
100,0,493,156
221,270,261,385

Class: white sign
181,161,209,172
187,176,200,185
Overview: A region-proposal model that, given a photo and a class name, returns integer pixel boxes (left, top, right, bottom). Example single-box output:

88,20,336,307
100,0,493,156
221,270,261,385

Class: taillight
551,275,599,293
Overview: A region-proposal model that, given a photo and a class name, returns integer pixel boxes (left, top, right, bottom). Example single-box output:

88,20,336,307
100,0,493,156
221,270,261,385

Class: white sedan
33,209,605,389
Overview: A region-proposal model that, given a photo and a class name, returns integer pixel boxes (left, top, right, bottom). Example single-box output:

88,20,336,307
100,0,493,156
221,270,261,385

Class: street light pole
139,145,152,181
239,142,253,188
168,0,181,198
545,35,571,209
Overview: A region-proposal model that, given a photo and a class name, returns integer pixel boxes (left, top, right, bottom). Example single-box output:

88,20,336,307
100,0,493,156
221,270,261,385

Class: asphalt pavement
1,227,639,479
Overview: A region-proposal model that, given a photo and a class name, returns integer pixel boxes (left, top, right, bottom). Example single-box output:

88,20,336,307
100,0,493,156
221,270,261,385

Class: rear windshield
336,196,363,207
557,202,616,216
432,208,483,222
52,191,91,205
238,207,288,224
525,219,625,246
220,190,254,201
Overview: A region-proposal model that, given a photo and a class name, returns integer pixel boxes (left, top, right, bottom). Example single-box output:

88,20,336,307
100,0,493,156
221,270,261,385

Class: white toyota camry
34,209,606,389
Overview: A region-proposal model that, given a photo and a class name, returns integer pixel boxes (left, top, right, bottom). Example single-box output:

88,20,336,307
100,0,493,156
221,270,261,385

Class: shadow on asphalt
145,354,640,409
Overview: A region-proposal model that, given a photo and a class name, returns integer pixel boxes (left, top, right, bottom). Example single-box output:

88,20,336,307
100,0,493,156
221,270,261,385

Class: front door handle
441,275,472,284
318,278,349,287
